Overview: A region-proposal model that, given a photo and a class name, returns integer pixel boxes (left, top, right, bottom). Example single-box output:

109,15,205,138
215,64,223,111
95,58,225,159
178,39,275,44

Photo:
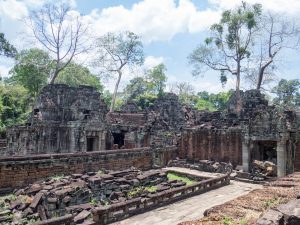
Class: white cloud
0,0,28,20
144,56,164,69
87,0,221,43
0,65,10,77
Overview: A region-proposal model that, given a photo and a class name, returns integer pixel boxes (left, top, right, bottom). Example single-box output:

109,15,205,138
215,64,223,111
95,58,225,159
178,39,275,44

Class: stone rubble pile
252,160,277,178
0,168,190,225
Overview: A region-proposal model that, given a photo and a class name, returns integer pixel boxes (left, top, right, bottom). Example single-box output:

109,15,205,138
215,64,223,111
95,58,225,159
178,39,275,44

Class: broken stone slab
30,192,44,210
74,210,91,224
26,184,42,195
256,209,283,225
37,205,47,220
71,174,83,179
47,197,58,203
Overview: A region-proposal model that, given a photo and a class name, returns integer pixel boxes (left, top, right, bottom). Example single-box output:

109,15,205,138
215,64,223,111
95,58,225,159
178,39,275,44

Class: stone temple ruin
0,84,299,224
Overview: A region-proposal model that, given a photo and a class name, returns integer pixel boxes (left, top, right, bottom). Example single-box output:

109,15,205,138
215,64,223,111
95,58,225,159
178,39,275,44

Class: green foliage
144,186,158,193
195,91,233,111
0,194,16,211
263,197,282,209
272,79,300,110
51,174,65,181
223,216,235,225
147,63,167,97
56,63,103,91
195,99,217,111
127,187,144,198
0,84,30,135
123,63,167,109
127,186,158,198
167,172,196,186
89,198,99,206
8,48,51,97
0,32,17,58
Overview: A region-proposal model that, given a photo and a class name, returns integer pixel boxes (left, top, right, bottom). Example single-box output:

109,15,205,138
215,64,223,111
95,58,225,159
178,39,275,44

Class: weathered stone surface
74,210,90,223
257,199,300,225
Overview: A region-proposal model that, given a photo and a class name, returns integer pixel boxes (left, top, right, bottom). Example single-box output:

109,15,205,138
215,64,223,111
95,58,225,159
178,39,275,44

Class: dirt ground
179,172,300,225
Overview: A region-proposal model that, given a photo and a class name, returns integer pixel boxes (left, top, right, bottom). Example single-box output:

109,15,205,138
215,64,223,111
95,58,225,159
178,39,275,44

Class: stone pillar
277,137,287,177
70,128,76,152
242,139,250,172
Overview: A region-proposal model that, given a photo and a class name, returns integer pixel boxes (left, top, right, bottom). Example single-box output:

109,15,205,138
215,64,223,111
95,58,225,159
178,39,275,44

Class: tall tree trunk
236,62,241,114
110,71,122,112
50,69,59,84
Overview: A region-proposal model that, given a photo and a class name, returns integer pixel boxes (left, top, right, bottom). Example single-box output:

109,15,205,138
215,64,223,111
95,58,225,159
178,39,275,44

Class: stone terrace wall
0,148,155,192
179,128,242,167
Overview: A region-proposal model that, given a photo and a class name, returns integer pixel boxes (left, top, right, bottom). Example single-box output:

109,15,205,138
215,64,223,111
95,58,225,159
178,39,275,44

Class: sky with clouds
0,0,299,93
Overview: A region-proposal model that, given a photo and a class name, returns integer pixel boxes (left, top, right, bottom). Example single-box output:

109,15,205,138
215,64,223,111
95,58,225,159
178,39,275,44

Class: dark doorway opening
86,137,95,152
253,141,277,164
112,132,125,149
34,109,40,116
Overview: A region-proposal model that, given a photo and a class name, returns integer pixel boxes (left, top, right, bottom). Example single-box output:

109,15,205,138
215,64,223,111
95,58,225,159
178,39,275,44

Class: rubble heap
0,168,196,225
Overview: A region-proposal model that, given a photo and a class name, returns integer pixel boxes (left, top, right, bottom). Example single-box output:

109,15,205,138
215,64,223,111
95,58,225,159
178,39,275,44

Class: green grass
51,174,65,181
0,194,16,211
167,172,196,186
127,186,158,198
263,197,282,208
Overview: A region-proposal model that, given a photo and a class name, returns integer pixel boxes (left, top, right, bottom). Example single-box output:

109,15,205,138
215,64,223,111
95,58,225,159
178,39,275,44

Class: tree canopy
93,31,144,112
189,2,262,113
0,33,17,58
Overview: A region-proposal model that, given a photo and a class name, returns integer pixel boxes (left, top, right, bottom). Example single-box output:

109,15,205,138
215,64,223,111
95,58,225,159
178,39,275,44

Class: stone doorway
252,141,277,164
112,132,125,149
86,137,96,152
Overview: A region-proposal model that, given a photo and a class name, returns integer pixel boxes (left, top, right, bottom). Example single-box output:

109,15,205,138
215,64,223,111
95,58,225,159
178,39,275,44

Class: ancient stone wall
179,128,242,167
0,148,154,192
294,141,300,171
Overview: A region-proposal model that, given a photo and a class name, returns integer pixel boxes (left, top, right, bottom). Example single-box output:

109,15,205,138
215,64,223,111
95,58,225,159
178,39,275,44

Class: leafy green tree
189,2,262,113
170,82,195,105
147,63,167,97
0,33,17,58
93,31,144,112
0,84,30,134
195,99,218,111
272,79,300,110
56,63,103,91
8,48,52,97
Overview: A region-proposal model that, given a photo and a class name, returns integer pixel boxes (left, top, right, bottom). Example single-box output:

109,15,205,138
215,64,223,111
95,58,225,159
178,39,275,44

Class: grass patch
0,194,16,211
263,197,282,208
51,174,64,181
167,172,196,186
127,186,158,198
222,216,248,225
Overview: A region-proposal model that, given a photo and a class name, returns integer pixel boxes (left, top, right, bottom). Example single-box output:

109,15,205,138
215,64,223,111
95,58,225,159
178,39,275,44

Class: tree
170,82,195,105
56,63,103,91
24,3,88,84
147,63,167,97
0,84,30,135
272,79,300,110
0,32,17,58
93,31,144,112
247,13,299,90
8,48,51,97
189,2,262,113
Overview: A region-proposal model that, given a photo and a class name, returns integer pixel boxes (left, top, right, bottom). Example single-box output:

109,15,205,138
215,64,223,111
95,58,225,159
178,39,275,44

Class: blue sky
0,0,299,93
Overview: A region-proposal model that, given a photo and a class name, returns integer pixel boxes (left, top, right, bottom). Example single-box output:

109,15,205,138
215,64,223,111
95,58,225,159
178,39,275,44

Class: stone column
277,137,287,177
242,139,250,172
70,128,76,152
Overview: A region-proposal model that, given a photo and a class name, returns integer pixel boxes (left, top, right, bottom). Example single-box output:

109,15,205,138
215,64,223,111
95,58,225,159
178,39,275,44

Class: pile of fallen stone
251,160,277,179
0,168,188,225
168,159,233,174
